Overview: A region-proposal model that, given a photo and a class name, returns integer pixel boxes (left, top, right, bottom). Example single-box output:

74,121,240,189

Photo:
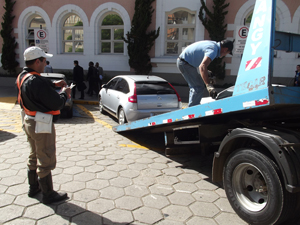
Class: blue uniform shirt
179,40,221,68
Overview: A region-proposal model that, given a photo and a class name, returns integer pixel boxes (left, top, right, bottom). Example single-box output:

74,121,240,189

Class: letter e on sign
37,30,46,39
239,27,249,39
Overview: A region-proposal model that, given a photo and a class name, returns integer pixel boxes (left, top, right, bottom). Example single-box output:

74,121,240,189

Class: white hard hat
24,46,53,61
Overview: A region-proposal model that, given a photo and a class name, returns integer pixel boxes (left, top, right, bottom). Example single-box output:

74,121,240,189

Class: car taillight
128,83,137,103
168,82,181,102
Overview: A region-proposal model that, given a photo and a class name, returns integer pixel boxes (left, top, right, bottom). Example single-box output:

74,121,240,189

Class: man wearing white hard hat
16,46,71,204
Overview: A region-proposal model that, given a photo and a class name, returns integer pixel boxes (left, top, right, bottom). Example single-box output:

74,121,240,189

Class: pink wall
0,1,5,53
11,0,136,27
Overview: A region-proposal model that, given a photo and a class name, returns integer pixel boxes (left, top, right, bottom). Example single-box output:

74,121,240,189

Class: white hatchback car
99,75,182,124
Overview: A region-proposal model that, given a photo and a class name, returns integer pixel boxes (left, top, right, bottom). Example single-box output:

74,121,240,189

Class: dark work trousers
72,83,84,99
23,117,56,179
88,78,99,95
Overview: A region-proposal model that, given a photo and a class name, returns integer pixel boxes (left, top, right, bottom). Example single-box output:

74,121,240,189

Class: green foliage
123,0,160,75
67,35,72,40
102,14,123,25
246,13,253,24
75,48,83,52
1,0,19,74
199,0,229,80
74,21,83,26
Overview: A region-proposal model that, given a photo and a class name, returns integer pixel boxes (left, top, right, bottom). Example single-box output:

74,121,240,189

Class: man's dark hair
25,57,44,67
297,64,300,67
46,61,50,65
220,39,234,55
89,61,94,66
74,60,79,65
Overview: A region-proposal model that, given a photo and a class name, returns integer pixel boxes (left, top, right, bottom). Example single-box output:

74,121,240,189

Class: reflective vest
16,72,60,116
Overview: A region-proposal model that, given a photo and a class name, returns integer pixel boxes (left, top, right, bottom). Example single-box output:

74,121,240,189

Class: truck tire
223,148,297,225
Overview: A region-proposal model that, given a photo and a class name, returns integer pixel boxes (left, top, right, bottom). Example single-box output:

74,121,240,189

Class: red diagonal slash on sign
245,57,262,71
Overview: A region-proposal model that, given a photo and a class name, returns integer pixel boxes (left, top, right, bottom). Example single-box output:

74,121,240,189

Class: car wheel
99,96,106,115
223,148,297,225
66,107,73,118
118,108,127,125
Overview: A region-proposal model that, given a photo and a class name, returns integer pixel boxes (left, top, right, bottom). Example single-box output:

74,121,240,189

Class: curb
73,100,98,105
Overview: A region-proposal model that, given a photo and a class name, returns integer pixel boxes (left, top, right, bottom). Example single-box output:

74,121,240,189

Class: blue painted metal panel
233,0,276,96
272,86,300,104
274,31,300,52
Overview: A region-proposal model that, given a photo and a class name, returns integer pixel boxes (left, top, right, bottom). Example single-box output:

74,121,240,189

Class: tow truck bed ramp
113,86,300,133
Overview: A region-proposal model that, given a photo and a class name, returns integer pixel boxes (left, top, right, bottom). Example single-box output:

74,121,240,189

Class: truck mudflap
212,127,300,193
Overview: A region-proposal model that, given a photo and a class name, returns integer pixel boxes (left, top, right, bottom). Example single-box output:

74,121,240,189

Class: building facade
0,0,299,85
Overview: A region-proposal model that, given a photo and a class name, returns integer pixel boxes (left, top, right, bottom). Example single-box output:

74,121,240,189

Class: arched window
62,14,84,53
100,14,124,54
244,11,280,30
166,9,196,55
26,16,46,47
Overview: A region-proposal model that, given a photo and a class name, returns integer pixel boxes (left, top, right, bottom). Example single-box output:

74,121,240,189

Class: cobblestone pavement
1,103,249,225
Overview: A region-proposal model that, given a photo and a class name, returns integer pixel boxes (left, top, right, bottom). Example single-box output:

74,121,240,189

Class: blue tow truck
114,0,300,224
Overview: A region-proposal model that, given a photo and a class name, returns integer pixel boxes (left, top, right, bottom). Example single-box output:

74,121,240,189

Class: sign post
34,29,49,52
234,26,249,54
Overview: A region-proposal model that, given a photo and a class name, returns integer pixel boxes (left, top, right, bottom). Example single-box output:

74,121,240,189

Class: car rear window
135,82,176,95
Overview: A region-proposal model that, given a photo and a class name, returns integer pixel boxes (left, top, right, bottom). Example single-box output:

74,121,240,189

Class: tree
123,0,160,75
1,0,18,74
198,0,229,80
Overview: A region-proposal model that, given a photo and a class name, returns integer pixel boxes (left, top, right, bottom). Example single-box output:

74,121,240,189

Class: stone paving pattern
1,104,250,225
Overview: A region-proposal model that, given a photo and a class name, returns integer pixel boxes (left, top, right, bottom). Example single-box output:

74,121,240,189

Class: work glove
206,84,218,99
208,70,216,85
207,70,214,78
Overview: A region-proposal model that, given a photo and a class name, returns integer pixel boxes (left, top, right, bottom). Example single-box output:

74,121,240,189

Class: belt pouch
20,109,25,124
34,112,53,133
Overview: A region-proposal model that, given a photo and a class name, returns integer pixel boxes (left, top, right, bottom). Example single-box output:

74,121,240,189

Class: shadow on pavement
0,130,17,142
29,194,129,224
120,130,222,188
121,131,166,152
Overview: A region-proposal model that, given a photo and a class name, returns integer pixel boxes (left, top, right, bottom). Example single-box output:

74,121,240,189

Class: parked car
99,75,182,124
40,73,73,118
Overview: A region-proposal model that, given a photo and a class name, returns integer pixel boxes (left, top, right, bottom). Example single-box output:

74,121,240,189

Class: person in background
95,62,104,90
294,64,300,86
177,39,234,107
73,60,85,99
44,61,53,73
16,46,71,204
87,61,98,96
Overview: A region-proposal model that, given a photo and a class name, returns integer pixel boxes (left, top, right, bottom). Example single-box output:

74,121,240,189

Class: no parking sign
234,26,249,54
34,29,49,52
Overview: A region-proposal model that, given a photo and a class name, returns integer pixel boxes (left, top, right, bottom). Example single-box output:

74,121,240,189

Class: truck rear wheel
223,148,297,225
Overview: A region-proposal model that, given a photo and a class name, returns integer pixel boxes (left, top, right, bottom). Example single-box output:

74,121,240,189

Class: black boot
27,170,41,197
38,172,68,204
